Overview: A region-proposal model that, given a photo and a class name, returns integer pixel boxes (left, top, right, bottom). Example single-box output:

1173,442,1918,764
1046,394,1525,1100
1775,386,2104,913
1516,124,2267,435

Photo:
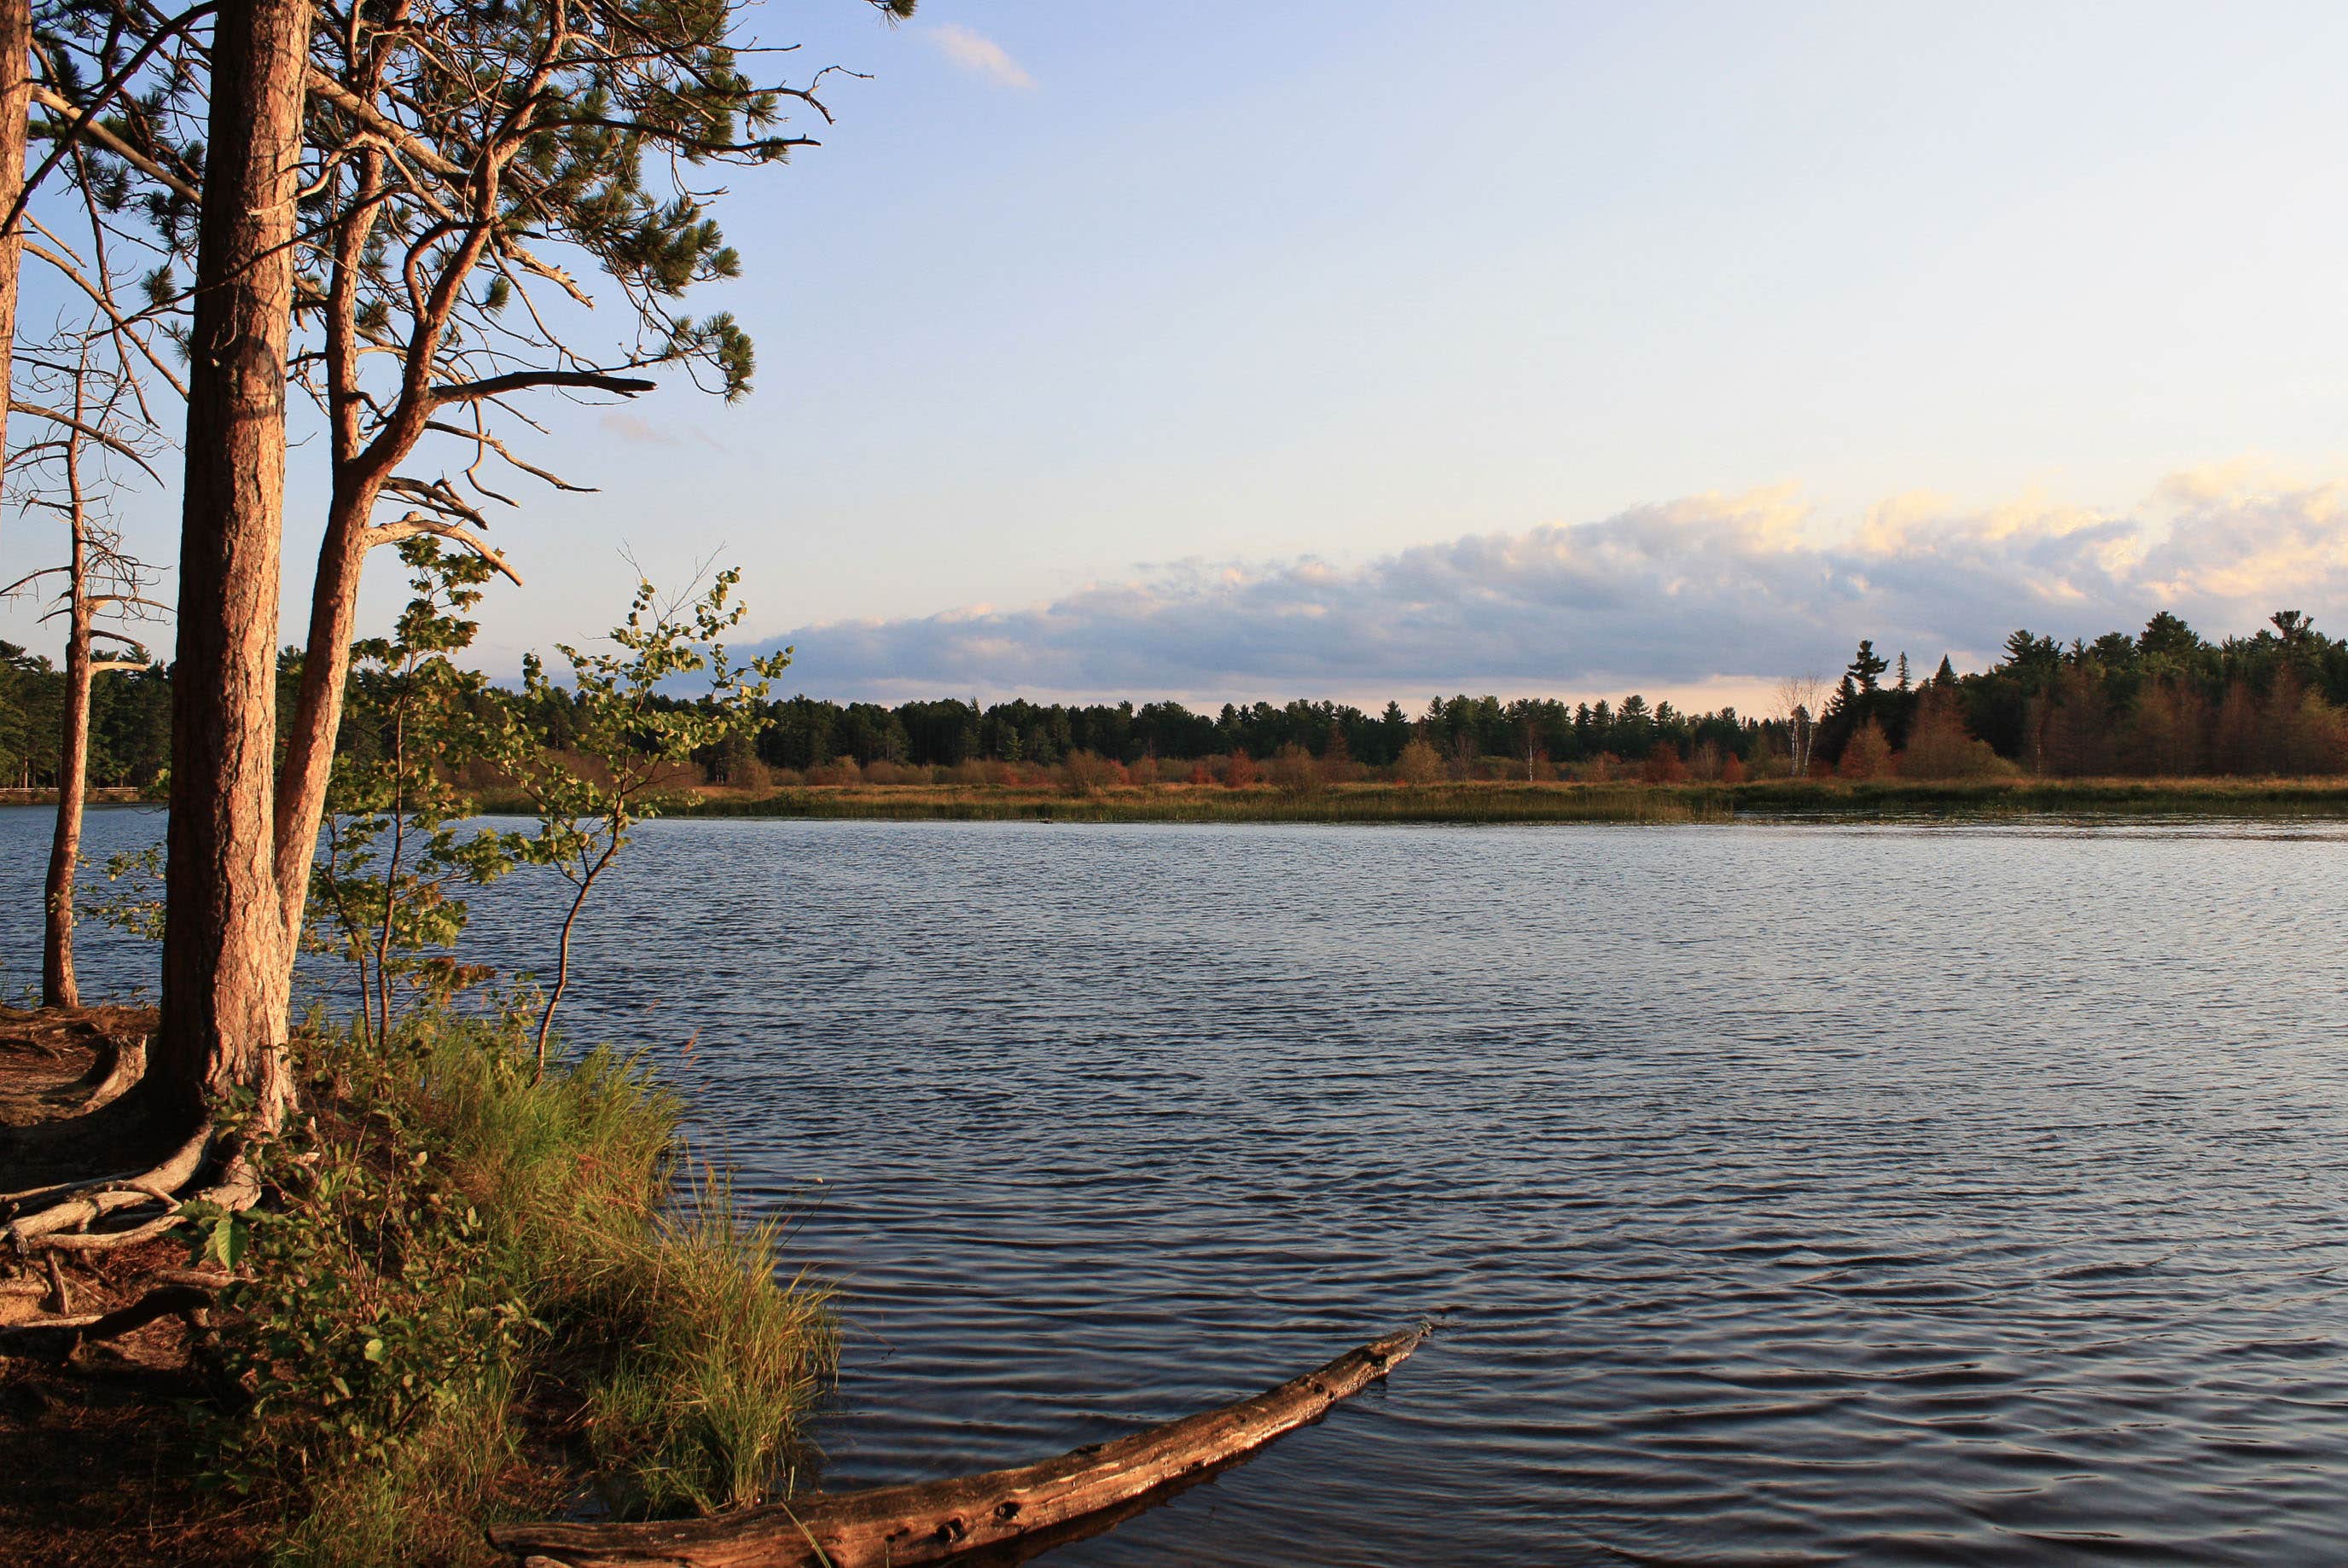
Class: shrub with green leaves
193,1026,537,1501
311,540,528,1042
507,566,790,1077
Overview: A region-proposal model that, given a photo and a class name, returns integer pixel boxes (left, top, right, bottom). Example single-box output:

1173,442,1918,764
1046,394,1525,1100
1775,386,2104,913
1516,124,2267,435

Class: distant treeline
5,608,2346,791
0,655,171,792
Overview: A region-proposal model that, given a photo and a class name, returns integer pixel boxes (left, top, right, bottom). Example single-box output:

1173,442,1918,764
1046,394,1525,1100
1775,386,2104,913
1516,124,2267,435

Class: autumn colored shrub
1267,742,1322,795
1838,719,1894,779
1224,748,1259,788
1061,749,1125,796
1641,744,1688,784
1392,736,1442,786
1898,691,2011,780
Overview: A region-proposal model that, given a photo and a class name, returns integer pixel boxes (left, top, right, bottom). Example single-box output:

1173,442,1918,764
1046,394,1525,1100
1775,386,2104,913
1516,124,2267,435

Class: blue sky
8,0,2347,707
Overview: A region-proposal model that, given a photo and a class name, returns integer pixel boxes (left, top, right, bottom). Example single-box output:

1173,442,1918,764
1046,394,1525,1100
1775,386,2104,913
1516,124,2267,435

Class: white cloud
598,410,679,447
923,23,1034,90
753,472,2348,706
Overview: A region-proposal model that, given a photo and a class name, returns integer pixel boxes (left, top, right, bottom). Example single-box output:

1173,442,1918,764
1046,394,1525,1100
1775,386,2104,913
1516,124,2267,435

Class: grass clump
201,1008,835,1566
576,1176,833,1514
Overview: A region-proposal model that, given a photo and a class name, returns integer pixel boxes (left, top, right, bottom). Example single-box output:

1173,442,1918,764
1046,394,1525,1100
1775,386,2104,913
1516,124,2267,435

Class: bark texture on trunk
490,1323,1429,1568
271,497,370,950
159,0,312,1124
0,0,28,520
43,586,92,1009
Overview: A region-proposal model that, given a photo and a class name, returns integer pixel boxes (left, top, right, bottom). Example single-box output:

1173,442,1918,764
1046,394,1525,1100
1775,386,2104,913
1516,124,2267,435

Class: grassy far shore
12,776,2348,825
453,775,2348,825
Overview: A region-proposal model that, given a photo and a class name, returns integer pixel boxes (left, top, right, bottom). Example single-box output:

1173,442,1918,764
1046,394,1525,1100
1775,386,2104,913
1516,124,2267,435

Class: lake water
7,807,2348,1565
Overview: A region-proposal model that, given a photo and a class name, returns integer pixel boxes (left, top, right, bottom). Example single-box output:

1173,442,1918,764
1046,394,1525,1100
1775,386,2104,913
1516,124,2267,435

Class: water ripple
7,810,2348,1564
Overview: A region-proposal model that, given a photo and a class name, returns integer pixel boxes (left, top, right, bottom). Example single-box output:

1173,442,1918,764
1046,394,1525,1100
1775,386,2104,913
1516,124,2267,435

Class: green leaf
203,1212,249,1269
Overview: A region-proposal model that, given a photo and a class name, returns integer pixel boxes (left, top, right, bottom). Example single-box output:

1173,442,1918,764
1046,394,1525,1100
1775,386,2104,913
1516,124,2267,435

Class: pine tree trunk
0,0,31,523
272,496,373,959
44,589,92,1009
158,0,312,1124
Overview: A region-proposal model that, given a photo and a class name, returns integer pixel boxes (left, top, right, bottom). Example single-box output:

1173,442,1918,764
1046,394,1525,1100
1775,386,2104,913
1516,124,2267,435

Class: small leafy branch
86,839,166,944
510,566,789,1080
311,540,525,1044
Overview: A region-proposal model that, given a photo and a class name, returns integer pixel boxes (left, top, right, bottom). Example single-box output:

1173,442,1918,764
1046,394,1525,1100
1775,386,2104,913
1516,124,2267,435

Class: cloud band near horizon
752,469,2348,709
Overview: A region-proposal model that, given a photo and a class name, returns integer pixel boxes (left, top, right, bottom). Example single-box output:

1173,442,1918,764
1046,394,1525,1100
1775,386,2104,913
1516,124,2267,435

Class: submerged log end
491,1321,1433,1568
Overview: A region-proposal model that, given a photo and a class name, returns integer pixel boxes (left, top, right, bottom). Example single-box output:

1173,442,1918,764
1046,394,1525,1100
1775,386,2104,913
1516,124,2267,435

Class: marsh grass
1730,775,2348,817
224,1011,835,1566
672,781,1735,824
640,775,2348,825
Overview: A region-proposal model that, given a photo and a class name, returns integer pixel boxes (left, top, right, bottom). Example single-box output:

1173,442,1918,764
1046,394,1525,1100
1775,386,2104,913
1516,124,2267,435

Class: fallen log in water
491,1321,1429,1568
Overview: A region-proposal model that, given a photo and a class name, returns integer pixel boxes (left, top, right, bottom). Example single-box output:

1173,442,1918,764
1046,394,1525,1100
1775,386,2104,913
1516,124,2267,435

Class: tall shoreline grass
224,1009,836,1566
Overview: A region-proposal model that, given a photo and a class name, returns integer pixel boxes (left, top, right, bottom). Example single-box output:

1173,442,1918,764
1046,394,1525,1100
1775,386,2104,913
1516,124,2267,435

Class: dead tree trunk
490,1323,1429,1568
158,0,312,1126
43,562,94,1008
0,0,28,519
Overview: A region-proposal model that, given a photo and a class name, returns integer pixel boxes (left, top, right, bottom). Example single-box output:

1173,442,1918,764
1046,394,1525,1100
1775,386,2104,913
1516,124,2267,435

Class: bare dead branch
364,511,525,584
10,400,166,482
421,418,594,493
427,369,658,407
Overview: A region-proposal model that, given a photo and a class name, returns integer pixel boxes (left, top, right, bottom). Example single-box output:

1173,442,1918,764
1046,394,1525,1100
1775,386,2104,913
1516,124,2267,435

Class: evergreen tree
2138,611,2201,665
1847,639,1890,693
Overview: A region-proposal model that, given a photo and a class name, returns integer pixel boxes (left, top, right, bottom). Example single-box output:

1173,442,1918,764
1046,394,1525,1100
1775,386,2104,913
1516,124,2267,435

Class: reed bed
675,781,1736,824
1731,776,2348,817
460,775,2348,826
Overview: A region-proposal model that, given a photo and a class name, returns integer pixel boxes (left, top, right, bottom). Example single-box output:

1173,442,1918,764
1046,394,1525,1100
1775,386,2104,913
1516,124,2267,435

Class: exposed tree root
0,1256,231,1339
0,1008,178,1209
0,1007,154,1121
3,1124,212,1251
0,1281,218,1361
76,1034,147,1116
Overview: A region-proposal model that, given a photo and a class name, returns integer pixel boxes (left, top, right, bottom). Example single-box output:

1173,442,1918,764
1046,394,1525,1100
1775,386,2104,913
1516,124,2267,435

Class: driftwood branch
489,1322,1430,1568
